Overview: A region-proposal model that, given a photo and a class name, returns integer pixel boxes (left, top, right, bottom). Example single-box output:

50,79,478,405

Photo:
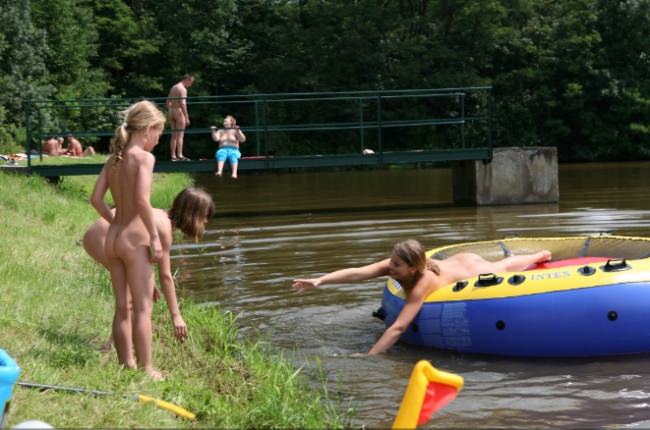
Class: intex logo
529,270,571,281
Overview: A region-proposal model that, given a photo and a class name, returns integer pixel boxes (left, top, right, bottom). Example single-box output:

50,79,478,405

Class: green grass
0,170,345,428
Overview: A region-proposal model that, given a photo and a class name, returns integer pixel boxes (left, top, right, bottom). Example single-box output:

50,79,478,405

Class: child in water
293,239,551,355
83,187,215,353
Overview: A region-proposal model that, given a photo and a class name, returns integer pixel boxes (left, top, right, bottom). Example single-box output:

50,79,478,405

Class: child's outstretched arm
367,275,430,355
157,216,187,341
292,258,391,292
367,294,424,355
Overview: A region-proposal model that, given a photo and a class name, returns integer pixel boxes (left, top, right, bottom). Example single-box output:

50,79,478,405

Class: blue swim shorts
216,146,241,164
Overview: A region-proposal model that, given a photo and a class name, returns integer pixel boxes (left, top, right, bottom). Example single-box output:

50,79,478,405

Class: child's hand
150,236,163,263
292,278,320,292
173,315,188,341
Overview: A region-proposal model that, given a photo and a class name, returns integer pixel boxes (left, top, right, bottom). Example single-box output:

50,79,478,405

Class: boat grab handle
601,259,631,272
474,273,503,287
453,280,468,292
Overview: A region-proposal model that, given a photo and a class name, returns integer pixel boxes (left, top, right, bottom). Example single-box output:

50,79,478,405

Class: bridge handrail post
460,93,466,148
254,100,260,156
23,100,32,169
377,95,383,165
488,88,494,161
358,97,364,153
263,99,269,169
37,106,44,161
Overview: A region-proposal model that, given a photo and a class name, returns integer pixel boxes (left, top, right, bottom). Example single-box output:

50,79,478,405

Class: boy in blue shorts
211,115,246,178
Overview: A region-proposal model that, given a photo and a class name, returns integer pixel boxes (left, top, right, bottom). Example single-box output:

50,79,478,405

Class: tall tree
31,0,107,100
144,0,252,96
592,0,650,159
0,0,53,149
29,0,109,138
91,0,164,96
2,0,648,160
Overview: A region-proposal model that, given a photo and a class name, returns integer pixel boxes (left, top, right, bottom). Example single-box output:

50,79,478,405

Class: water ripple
173,163,650,428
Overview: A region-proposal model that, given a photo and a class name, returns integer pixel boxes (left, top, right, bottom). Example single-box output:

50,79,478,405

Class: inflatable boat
379,235,650,357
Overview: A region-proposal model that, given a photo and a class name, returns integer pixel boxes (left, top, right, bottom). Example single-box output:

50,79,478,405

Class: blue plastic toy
0,349,21,428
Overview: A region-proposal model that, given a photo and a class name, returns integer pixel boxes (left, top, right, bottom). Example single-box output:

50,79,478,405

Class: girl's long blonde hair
110,100,165,162
392,239,441,291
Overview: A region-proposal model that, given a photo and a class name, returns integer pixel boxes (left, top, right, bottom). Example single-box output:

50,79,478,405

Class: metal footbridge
21,87,494,177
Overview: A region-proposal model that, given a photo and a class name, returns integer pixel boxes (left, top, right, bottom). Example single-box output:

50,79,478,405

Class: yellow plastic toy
392,360,463,429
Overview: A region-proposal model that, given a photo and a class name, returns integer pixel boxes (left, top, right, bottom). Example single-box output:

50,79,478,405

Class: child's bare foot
231,174,237,179
144,367,165,381
537,250,552,262
118,361,137,370
215,171,222,177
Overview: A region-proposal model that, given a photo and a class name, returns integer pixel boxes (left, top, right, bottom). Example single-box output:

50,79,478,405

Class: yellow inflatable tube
392,361,464,429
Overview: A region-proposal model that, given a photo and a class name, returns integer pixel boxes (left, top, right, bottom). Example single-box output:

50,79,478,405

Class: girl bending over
84,187,215,351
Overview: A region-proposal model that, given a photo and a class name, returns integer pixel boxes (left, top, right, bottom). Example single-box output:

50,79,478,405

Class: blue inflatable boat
379,235,650,357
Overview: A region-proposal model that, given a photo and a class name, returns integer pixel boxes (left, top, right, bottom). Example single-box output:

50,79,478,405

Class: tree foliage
0,0,53,148
0,0,648,161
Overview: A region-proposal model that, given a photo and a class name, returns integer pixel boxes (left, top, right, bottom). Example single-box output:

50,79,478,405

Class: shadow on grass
31,325,101,367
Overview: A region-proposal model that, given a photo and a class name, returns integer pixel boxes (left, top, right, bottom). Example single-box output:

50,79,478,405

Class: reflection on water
173,162,650,428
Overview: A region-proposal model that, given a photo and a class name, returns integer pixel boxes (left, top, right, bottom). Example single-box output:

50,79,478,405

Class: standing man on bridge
166,74,194,161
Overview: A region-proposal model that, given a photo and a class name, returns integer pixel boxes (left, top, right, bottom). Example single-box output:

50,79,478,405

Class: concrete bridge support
452,147,558,205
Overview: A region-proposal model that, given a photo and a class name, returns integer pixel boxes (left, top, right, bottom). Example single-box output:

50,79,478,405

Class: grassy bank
0,171,344,428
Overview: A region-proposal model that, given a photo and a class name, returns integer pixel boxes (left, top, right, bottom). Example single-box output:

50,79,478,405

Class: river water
174,162,650,428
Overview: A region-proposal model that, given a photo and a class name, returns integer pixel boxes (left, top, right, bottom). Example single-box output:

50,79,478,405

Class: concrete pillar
452,147,558,205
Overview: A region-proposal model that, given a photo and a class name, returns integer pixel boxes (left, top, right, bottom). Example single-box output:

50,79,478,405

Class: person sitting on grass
292,239,551,356
63,134,96,157
83,187,215,353
42,136,61,156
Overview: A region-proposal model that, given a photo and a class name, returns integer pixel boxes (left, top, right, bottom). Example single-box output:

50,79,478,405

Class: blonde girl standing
91,100,166,379
83,187,216,352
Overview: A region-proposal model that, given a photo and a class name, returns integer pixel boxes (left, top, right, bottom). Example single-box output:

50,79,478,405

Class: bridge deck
26,148,491,177
22,87,494,177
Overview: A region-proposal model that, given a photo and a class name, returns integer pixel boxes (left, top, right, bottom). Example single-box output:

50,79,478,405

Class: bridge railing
22,87,493,175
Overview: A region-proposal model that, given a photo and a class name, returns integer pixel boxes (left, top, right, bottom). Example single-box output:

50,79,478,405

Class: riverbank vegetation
0,171,344,428
1,1,648,162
